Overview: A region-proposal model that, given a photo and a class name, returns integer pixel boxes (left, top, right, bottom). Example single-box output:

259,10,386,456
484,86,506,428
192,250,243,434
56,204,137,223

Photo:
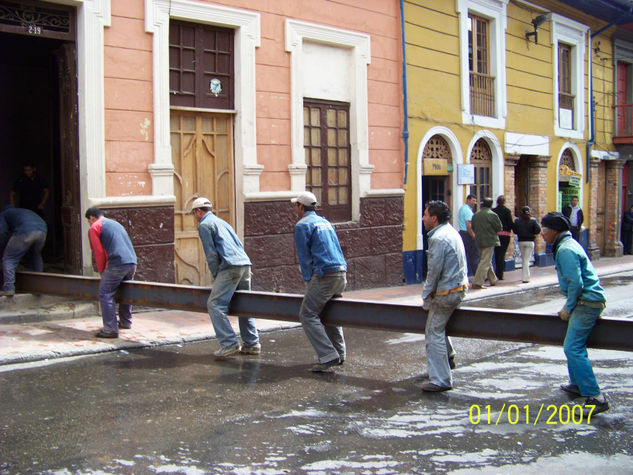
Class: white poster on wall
457,164,475,185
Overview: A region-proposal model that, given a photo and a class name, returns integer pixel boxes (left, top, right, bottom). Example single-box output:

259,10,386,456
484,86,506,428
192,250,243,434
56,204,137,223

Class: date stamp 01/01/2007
469,403,599,425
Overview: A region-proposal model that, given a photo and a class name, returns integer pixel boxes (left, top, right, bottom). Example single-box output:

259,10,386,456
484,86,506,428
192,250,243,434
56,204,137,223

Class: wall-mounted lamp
525,13,551,44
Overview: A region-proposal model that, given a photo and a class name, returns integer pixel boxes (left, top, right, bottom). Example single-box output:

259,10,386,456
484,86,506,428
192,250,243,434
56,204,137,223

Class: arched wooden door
171,110,234,286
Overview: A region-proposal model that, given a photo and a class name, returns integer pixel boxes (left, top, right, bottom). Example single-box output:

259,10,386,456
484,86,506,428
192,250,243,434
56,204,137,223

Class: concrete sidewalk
2,255,633,366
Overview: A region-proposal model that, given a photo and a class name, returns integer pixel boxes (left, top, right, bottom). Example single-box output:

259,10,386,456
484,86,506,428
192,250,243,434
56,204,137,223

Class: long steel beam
15,271,633,352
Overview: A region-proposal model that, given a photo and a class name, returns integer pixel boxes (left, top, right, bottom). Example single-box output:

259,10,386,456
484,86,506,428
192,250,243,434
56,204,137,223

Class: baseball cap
291,191,318,207
189,197,212,214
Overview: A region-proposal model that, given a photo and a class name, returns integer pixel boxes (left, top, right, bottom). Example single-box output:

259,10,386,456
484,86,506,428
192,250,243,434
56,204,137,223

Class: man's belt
435,284,468,296
578,299,606,309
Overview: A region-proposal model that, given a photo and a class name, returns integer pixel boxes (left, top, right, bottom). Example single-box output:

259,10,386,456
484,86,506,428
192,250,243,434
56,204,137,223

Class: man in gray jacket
471,197,502,289
420,200,468,392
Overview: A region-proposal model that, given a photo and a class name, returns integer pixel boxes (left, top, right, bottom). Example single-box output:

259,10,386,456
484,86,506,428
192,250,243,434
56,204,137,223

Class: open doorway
0,9,81,274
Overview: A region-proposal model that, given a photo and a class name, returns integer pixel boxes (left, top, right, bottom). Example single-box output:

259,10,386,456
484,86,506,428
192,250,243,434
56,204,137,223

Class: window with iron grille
303,99,351,222
169,20,234,109
469,139,492,201
468,14,495,117
558,43,574,123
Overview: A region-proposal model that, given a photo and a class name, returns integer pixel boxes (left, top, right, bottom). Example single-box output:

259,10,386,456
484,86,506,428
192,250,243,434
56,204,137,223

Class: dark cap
541,212,571,232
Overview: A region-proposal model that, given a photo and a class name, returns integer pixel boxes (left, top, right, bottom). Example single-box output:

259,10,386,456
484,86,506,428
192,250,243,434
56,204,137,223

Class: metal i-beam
15,271,633,352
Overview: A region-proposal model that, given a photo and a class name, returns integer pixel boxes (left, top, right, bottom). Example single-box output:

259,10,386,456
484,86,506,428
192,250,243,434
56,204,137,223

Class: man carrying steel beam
292,191,347,372
541,212,609,416
420,200,468,392
191,197,260,358
86,207,137,338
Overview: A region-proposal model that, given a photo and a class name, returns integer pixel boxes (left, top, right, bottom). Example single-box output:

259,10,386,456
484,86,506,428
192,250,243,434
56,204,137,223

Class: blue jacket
0,208,47,256
553,232,606,312
422,222,468,300
198,212,251,278
88,217,137,273
294,211,346,281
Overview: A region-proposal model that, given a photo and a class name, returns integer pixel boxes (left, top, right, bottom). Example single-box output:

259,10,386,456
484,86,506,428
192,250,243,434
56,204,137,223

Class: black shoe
448,356,456,370
582,395,609,417
310,358,340,372
118,321,132,329
95,330,118,339
421,382,452,392
560,382,581,396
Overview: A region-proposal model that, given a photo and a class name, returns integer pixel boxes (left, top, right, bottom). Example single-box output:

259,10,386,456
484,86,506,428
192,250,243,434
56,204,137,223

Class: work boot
214,345,240,358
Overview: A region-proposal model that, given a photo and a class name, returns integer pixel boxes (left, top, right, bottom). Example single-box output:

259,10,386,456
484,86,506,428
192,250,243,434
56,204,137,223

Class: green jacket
472,207,502,248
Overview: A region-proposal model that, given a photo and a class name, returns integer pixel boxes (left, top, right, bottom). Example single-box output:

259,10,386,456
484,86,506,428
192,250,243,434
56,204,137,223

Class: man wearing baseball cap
541,211,608,416
291,191,347,372
191,197,260,357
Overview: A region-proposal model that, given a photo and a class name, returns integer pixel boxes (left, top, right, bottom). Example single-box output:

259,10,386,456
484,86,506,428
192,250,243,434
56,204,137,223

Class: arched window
470,138,492,201
423,135,451,160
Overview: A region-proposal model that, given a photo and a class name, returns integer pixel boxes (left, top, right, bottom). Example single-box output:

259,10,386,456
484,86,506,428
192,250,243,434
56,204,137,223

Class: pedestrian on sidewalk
86,207,137,338
458,195,479,277
492,195,513,280
562,196,584,242
512,206,541,283
621,205,633,255
0,207,47,297
292,191,347,372
541,212,609,416
471,197,502,289
420,200,468,392
191,197,260,358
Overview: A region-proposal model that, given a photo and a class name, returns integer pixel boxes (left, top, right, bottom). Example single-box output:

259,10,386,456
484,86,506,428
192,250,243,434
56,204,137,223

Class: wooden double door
171,110,235,286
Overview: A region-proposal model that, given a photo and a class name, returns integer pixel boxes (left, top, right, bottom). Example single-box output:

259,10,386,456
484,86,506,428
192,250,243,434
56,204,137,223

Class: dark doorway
0,31,80,273
514,155,529,216
421,176,450,277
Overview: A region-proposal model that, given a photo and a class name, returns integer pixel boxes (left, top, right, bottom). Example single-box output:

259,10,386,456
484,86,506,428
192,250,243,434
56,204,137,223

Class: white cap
291,191,318,207
189,197,212,214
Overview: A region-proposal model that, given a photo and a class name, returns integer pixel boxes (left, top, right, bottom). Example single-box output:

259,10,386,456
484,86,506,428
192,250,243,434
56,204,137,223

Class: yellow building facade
402,0,624,282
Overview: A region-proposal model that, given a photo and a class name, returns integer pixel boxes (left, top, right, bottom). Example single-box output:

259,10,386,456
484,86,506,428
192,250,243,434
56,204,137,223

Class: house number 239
28,25,42,35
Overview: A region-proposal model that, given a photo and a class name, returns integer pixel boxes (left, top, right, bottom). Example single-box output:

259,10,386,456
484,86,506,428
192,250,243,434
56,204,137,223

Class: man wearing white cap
191,197,260,357
292,191,347,372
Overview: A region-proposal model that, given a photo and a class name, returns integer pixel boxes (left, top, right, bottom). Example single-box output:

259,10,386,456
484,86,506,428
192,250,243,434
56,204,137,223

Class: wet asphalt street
2,275,633,473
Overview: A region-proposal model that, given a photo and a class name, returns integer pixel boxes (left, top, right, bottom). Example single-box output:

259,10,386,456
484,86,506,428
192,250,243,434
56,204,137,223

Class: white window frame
456,0,508,129
551,14,588,139
285,19,373,222
145,0,261,234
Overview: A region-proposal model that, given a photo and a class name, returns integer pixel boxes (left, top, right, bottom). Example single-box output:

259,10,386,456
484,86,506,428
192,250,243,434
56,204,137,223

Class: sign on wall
457,164,475,185
423,158,448,175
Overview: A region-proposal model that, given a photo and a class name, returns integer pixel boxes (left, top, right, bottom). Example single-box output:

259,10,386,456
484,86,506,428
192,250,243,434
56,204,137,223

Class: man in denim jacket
541,212,608,416
192,197,260,358
420,200,468,392
292,191,347,372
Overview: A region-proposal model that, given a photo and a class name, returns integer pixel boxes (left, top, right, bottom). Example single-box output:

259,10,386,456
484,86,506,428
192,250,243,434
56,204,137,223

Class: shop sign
423,158,448,176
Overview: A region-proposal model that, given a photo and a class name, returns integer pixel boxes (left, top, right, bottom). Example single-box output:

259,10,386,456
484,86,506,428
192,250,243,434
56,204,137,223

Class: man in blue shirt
420,200,468,391
292,191,347,372
192,197,259,357
0,207,47,297
458,194,479,276
541,212,608,416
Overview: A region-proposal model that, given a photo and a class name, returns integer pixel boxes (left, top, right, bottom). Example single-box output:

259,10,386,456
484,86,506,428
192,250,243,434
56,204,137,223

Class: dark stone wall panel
251,264,304,293
360,197,404,227
133,243,175,283
244,202,296,236
245,234,297,268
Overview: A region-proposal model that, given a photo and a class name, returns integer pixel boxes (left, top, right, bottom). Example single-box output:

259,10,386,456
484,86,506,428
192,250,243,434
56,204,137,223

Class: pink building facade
0,0,404,291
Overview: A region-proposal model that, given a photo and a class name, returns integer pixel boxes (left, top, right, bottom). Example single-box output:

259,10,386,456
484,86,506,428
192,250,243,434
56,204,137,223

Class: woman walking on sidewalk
513,206,541,283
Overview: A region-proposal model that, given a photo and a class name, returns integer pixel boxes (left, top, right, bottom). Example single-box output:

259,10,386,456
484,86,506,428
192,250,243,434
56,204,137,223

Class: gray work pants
425,290,465,388
299,272,347,363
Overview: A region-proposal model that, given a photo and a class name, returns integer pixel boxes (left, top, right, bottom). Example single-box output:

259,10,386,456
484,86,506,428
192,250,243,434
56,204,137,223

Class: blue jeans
425,291,464,388
563,302,605,397
299,272,346,363
207,266,258,349
99,264,136,333
2,230,46,291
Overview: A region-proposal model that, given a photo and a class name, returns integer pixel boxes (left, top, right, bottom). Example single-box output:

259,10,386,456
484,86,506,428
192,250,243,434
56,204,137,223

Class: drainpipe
400,0,409,185
586,22,615,183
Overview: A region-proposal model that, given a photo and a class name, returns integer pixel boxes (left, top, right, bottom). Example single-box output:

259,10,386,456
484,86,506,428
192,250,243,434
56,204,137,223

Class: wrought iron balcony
614,103,633,144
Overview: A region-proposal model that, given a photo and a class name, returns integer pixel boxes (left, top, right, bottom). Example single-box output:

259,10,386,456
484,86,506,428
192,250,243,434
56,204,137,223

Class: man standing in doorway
420,200,468,392
292,191,347,372
86,207,137,338
191,197,260,357
458,194,479,277
471,197,502,289
10,161,50,220
562,196,584,242
541,212,609,416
